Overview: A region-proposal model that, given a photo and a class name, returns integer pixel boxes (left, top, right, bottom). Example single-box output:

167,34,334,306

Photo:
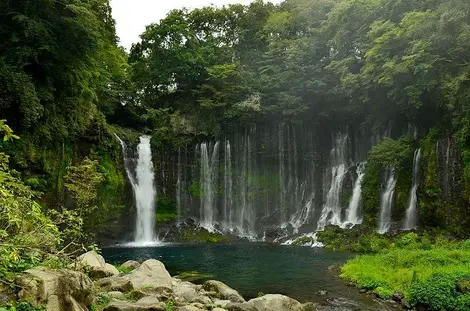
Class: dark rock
392,291,404,302
456,278,470,293
95,277,134,293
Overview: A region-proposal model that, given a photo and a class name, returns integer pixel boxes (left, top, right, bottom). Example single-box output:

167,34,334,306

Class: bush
409,272,470,310
341,242,470,308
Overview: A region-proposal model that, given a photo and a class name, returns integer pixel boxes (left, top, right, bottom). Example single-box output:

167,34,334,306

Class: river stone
105,263,120,277
178,306,206,311
214,299,231,307
203,280,245,303
74,251,119,279
457,278,470,293
301,302,319,311
191,295,212,304
213,308,227,311
125,259,172,290
227,294,305,311
103,299,136,311
108,291,126,299
136,296,166,310
121,260,141,271
95,276,134,293
173,281,200,303
17,267,93,311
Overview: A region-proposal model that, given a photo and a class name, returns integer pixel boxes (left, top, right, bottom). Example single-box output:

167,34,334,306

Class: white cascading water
116,135,159,246
115,134,136,189
289,194,315,234
134,136,157,244
378,167,397,234
403,149,421,230
176,147,182,222
342,162,366,227
200,142,220,231
317,133,348,231
224,140,233,228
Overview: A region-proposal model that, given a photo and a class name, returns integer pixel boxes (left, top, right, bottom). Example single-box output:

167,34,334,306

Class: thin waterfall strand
403,149,422,230
343,162,365,226
378,167,397,234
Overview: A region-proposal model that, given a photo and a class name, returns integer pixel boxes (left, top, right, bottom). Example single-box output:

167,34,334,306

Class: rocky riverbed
13,251,320,311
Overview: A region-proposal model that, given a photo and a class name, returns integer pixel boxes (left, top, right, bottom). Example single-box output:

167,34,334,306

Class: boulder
103,299,136,311
203,280,245,303
457,278,470,293
177,306,205,311
213,299,231,308
135,296,166,310
108,291,126,299
74,251,119,279
227,294,306,311
103,297,166,311
213,309,227,311
128,287,173,302
95,276,134,293
173,281,200,303
105,263,120,277
125,259,172,290
392,291,405,302
121,260,141,271
17,267,93,311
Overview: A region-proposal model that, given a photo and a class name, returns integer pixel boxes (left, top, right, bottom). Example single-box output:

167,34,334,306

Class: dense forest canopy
129,0,470,136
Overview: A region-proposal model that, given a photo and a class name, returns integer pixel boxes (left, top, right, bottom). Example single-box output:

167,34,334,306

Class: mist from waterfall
378,167,397,234
403,149,422,230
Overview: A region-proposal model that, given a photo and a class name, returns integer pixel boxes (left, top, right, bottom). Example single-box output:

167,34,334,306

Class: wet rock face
17,268,94,311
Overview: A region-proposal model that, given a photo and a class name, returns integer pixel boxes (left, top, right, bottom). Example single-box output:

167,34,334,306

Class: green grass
341,236,470,310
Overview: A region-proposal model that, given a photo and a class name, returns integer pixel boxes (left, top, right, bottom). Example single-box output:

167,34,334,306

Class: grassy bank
339,232,470,310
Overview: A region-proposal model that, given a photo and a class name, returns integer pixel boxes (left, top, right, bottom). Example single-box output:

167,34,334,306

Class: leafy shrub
408,272,470,310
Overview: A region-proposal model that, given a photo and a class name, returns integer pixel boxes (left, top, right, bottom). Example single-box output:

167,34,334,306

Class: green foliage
64,158,104,213
165,300,174,311
156,196,178,224
116,265,133,275
0,302,45,311
341,237,470,310
361,137,413,222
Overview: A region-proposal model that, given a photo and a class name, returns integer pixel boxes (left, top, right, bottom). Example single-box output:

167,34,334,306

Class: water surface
102,243,396,311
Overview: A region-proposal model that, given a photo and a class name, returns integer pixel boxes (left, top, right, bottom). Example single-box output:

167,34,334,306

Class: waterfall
224,140,233,228
176,147,182,222
289,194,315,233
317,133,348,230
343,162,365,226
378,167,397,234
116,135,158,245
134,136,157,244
403,149,421,230
114,134,136,189
200,142,220,231
278,124,285,223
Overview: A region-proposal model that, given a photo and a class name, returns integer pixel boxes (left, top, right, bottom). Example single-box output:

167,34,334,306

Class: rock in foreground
17,267,93,311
